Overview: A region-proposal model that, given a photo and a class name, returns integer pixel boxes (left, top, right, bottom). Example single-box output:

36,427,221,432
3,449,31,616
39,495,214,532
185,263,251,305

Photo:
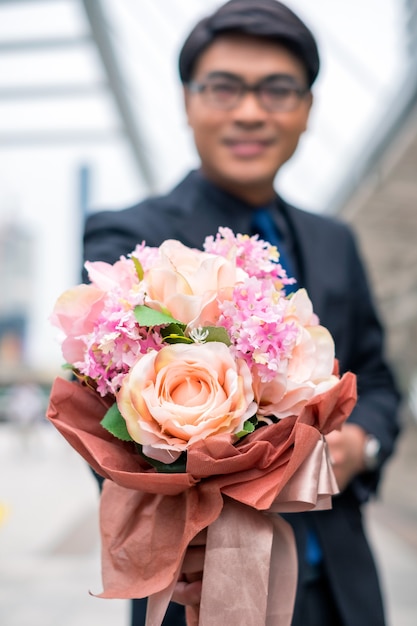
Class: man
83,2,401,625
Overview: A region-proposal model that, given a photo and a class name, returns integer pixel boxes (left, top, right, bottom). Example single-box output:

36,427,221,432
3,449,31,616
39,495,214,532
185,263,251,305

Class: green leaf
204,326,231,345
134,305,181,328
162,322,186,334
235,417,258,439
101,403,133,442
136,444,187,473
131,256,144,281
161,323,193,344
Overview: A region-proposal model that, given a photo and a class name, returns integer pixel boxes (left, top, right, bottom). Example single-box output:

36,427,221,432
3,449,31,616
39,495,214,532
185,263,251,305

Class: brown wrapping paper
47,371,356,625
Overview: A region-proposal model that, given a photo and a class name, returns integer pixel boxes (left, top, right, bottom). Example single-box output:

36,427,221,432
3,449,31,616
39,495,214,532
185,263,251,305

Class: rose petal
116,342,256,463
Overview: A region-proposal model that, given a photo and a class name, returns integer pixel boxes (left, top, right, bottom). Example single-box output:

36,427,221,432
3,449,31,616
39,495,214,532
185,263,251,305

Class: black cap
179,0,320,87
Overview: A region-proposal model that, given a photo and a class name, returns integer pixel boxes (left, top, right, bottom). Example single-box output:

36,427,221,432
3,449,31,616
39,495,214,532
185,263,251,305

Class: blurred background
0,1,416,625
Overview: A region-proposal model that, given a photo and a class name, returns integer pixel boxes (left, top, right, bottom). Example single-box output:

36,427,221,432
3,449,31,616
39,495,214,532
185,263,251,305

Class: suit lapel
278,200,328,321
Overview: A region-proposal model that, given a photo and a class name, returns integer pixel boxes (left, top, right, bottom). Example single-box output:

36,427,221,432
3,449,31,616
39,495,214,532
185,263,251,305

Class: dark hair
178,0,320,87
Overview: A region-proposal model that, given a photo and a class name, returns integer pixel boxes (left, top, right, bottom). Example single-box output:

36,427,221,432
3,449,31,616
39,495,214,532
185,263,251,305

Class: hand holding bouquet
47,228,356,626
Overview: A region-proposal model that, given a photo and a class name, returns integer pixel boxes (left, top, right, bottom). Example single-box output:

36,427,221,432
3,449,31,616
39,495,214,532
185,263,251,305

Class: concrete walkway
1,420,416,626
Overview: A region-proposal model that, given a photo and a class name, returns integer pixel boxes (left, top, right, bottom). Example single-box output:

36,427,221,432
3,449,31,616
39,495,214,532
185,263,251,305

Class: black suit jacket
83,170,401,626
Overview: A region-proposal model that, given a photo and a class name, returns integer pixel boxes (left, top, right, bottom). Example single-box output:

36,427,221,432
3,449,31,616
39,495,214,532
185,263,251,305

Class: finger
325,430,342,447
172,580,202,606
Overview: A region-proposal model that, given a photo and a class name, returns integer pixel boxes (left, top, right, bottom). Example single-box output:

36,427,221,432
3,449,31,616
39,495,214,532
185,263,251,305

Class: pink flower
203,226,295,287
218,276,299,380
131,242,160,271
116,342,257,464
50,284,106,363
85,258,139,292
51,257,149,392
143,240,242,327
254,290,338,419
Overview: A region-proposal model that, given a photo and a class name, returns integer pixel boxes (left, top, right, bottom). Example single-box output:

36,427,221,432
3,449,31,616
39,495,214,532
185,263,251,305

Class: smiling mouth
223,139,273,157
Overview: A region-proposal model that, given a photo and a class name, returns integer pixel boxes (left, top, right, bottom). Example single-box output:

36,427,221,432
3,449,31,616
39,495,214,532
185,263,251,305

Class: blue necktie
251,207,297,294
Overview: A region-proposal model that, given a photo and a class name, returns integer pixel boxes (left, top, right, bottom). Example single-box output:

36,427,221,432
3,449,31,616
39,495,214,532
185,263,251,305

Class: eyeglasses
187,74,309,112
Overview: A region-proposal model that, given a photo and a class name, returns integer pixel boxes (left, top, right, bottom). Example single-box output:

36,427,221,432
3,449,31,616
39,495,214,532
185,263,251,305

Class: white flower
189,326,210,343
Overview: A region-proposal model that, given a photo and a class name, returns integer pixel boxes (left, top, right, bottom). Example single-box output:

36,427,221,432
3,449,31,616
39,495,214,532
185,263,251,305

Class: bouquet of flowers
47,227,356,626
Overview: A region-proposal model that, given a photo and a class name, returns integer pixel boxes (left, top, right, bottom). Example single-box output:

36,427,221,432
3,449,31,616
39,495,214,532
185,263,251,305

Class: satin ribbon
270,435,338,513
199,499,297,626
145,498,297,626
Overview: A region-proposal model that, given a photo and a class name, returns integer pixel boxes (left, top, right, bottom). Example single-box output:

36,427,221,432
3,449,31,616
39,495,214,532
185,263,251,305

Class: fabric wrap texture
47,372,356,626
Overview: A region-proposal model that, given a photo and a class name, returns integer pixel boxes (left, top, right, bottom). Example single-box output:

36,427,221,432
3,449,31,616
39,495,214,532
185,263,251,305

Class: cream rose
143,239,245,328
117,342,256,464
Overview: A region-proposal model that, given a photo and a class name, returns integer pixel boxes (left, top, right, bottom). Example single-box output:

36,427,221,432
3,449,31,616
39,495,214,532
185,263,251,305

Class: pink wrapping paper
47,371,356,625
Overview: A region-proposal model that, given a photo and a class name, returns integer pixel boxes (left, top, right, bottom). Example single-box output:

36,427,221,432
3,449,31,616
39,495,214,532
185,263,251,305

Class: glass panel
0,46,105,89
0,93,118,134
0,0,87,41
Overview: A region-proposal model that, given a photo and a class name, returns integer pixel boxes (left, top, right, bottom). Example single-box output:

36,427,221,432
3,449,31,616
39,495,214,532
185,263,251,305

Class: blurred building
339,0,417,405
0,220,34,380
341,100,417,398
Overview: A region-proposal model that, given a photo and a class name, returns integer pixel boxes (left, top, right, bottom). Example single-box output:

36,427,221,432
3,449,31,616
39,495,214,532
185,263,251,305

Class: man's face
184,34,313,203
